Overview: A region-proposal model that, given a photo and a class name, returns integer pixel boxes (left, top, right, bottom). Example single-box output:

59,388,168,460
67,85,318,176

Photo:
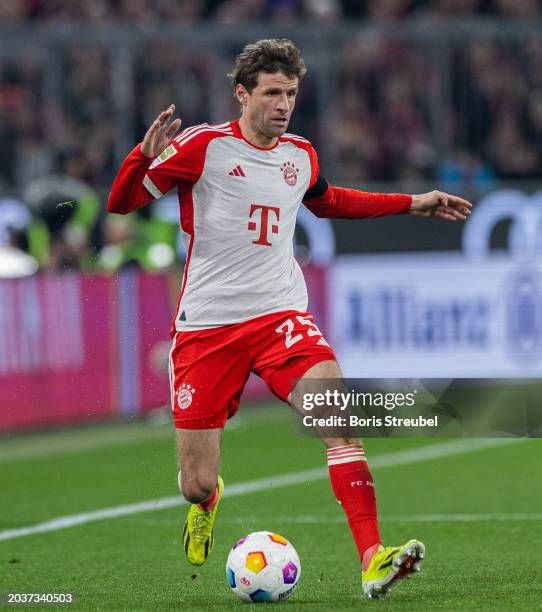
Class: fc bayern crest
281,161,299,186
177,383,196,410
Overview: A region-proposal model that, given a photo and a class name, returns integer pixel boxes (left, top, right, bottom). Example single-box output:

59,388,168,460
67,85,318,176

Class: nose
276,93,289,113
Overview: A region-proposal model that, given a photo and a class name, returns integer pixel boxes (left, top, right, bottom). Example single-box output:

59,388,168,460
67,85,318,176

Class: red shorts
169,310,336,429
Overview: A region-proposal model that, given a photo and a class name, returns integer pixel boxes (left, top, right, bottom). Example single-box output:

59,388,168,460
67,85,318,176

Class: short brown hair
228,39,306,93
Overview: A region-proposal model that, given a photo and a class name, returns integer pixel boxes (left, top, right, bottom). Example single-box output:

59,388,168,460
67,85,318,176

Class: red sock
327,444,382,569
198,484,219,512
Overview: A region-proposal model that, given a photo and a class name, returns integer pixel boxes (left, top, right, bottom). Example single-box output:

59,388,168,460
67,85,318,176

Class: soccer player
108,39,471,599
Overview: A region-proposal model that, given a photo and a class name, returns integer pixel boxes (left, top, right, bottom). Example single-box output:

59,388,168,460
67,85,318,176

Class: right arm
107,144,154,214
108,105,182,215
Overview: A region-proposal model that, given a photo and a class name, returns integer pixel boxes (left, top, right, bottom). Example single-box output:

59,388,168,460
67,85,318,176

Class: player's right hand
141,104,182,158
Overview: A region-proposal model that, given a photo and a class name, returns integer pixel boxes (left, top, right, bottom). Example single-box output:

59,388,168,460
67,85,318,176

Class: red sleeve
108,128,209,215
107,144,154,214
304,185,412,219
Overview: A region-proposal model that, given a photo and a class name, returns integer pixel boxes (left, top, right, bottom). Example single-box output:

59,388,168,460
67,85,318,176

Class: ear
235,84,248,106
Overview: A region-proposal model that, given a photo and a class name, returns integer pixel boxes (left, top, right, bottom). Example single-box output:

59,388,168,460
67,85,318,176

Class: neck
238,115,277,148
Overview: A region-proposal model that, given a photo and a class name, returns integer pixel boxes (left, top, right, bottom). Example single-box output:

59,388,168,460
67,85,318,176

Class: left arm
303,176,471,221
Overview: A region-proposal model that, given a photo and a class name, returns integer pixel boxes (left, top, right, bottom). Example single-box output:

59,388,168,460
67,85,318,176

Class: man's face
237,71,299,139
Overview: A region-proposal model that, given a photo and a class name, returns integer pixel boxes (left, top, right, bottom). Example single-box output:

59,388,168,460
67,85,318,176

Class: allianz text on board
330,189,542,378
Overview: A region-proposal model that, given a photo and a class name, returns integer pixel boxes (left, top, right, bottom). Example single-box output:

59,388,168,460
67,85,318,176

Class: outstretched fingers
442,193,472,212
141,104,180,157
158,104,175,124
413,190,473,222
437,192,473,220
435,206,466,221
166,117,182,140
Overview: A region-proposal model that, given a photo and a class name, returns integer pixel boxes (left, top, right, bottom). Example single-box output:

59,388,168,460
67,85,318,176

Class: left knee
178,471,216,504
181,476,215,504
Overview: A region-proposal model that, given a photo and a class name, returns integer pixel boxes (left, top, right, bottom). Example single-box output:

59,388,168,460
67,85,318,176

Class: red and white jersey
143,120,319,331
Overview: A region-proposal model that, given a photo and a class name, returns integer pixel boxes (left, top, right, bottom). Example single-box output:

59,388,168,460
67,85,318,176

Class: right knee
179,473,216,504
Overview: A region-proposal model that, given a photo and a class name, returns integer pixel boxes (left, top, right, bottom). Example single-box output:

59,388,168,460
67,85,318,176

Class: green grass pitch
1,404,541,610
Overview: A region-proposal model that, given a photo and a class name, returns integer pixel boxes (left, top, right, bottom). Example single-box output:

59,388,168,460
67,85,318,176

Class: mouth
271,117,288,126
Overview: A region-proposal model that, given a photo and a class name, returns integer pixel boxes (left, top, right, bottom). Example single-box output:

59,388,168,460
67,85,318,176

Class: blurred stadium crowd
1,0,542,23
1,0,541,273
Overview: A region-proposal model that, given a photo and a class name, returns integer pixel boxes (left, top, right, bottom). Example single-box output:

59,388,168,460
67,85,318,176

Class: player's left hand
409,190,472,221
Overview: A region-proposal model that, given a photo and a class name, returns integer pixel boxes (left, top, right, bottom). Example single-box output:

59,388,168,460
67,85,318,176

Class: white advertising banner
329,253,542,378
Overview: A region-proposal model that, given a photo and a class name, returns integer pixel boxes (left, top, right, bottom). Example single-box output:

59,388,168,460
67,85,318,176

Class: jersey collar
230,120,281,151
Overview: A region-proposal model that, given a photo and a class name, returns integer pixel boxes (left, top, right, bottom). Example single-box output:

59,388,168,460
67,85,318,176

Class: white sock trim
328,456,367,466
327,444,366,466
327,447,365,457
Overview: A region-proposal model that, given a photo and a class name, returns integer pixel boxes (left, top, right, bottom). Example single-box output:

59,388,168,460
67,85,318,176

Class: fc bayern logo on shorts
177,383,196,410
281,161,298,186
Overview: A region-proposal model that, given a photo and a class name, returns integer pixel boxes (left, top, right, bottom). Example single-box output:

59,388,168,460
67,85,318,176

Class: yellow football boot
362,539,425,599
182,476,224,566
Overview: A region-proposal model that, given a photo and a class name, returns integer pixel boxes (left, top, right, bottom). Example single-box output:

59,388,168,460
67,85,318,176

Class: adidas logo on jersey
229,165,246,177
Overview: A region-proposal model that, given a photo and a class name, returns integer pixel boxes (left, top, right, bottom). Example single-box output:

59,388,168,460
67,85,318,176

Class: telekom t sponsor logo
248,204,280,246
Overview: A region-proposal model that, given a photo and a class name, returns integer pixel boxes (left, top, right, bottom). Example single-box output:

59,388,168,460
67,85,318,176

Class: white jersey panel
176,136,312,330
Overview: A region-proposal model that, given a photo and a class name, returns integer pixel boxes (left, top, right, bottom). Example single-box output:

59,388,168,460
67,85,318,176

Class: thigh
169,326,250,430
250,311,337,402
289,359,360,448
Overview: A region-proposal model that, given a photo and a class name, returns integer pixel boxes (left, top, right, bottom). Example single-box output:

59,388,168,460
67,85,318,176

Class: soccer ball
226,531,301,603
